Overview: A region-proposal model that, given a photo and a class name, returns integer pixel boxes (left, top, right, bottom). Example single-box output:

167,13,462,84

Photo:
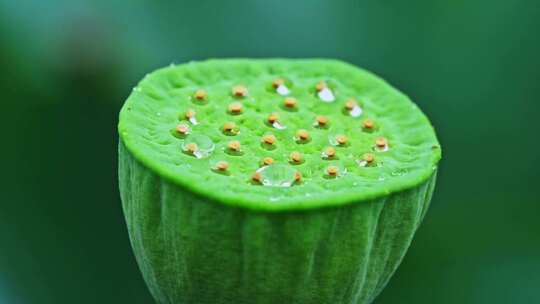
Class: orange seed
272,78,285,88
215,161,229,171
228,140,241,151
376,137,388,148
296,129,310,141
185,109,196,119
326,166,338,176
185,143,198,154
345,98,357,111
252,172,262,183
362,119,374,129
175,124,189,134
324,146,336,158
284,97,297,108
363,153,375,163
262,134,276,145
194,89,207,100
223,122,237,132
336,134,348,145
315,80,327,92
290,151,302,163
232,85,248,97
267,112,279,124
228,102,243,114
316,115,329,126
262,157,274,166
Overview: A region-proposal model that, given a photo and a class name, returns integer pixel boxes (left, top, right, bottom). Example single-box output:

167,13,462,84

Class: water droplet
318,87,335,102
272,121,287,130
156,112,162,117
349,105,363,117
356,160,368,167
181,134,215,159
373,145,389,152
378,176,386,181
257,164,298,188
276,84,290,96
189,117,198,125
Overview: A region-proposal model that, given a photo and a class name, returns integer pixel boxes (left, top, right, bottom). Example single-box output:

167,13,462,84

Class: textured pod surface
118,59,441,304
120,142,436,304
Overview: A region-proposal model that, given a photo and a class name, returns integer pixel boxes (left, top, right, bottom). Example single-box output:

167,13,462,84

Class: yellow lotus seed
185,109,196,119
376,137,388,148
362,119,375,129
316,115,329,126
296,129,310,141
261,157,274,166
194,89,207,100
326,165,338,176
228,140,241,151
267,112,279,124
185,143,198,154
336,134,348,145
232,85,248,97
228,102,243,114
324,146,336,158
223,122,237,133
290,151,302,163
363,153,375,163
252,172,262,183
315,80,327,92
345,98,357,111
175,124,189,135
215,161,229,171
262,134,276,145
284,97,297,108
272,78,285,88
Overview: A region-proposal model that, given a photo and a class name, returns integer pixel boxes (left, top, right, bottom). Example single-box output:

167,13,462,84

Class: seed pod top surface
118,59,441,211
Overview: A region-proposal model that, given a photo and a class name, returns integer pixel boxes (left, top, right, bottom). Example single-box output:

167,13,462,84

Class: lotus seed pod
118,59,442,304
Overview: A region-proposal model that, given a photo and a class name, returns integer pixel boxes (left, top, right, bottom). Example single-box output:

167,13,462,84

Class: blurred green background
1,0,539,303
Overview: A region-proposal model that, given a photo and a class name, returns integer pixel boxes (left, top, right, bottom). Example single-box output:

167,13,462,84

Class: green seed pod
118,59,442,304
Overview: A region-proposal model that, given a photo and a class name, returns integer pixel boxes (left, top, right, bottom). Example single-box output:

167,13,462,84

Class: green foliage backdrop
1,1,539,303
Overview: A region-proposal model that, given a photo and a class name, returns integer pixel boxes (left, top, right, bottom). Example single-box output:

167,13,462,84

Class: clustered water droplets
171,80,394,188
